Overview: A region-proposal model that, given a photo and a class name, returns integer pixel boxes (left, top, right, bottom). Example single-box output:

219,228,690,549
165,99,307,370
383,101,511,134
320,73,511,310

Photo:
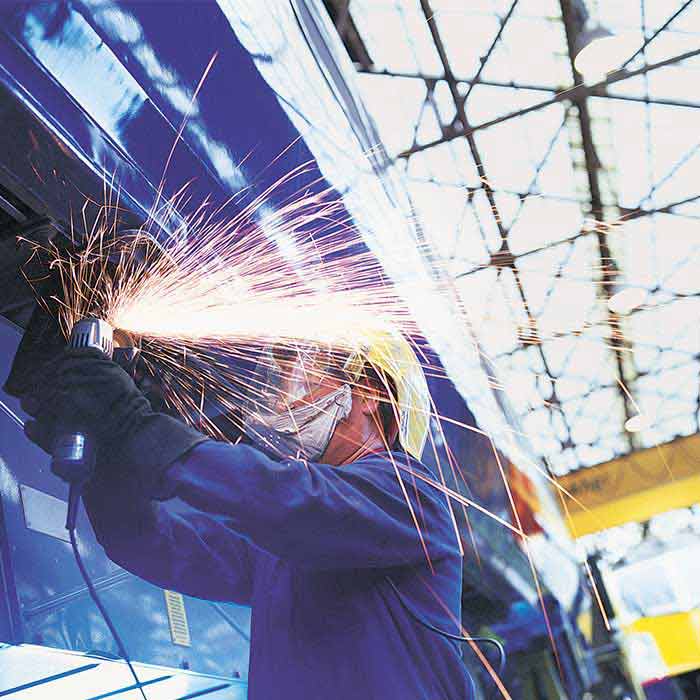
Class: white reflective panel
407,141,481,187
635,362,699,418
352,0,443,73
561,386,626,434
473,269,522,357
493,352,544,416
575,442,617,469
613,217,658,289
456,267,498,331
357,74,427,156
554,374,591,402
414,100,443,144
593,2,641,30
481,16,570,87
524,237,598,339
531,136,580,200
669,0,700,31
507,198,583,255
520,406,561,458
431,8,501,77
539,307,609,380
408,181,489,270
646,109,700,208
605,101,653,208
628,298,700,354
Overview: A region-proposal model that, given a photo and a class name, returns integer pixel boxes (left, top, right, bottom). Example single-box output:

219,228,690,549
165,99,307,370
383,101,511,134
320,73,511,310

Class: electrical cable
385,575,507,677
67,486,148,700
2,397,147,696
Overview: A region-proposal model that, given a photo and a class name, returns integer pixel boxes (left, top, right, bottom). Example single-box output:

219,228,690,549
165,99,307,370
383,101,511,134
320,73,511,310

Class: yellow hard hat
343,327,430,460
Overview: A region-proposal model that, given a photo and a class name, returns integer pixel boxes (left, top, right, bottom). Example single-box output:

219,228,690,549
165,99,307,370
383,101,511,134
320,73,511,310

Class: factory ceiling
325,0,700,476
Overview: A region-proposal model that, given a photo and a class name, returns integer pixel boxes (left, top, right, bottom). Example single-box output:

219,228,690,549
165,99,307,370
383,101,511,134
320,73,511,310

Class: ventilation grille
164,590,191,647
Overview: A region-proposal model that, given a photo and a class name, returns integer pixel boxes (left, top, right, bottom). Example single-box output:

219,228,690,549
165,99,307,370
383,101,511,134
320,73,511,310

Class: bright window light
608,287,647,315
625,414,650,433
574,30,638,82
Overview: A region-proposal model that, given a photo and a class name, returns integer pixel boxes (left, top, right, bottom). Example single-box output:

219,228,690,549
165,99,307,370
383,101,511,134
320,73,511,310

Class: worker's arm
82,470,257,605
157,441,458,570
19,349,257,603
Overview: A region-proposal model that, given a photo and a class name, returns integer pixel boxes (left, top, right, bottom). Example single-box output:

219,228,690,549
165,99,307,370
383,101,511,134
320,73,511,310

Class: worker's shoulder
353,449,434,475
352,451,446,500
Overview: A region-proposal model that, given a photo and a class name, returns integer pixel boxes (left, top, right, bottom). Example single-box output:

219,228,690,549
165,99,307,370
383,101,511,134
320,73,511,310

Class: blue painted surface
643,678,685,700
0,0,592,695
0,317,251,681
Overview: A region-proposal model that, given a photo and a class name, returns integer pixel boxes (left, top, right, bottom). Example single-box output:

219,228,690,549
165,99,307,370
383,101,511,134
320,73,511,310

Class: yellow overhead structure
556,433,700,537
624,611,700,678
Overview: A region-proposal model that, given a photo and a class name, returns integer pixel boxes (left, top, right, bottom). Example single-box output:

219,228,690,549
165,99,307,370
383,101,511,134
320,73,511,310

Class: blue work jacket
83,441,471,699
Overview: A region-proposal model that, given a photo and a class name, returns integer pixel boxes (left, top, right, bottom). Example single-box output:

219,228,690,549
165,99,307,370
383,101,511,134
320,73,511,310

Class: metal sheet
0,316,251,677
19,484,69,543
0,644,247,699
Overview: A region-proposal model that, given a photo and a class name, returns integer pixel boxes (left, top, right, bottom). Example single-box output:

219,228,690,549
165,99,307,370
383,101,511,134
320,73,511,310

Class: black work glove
22,347,207,491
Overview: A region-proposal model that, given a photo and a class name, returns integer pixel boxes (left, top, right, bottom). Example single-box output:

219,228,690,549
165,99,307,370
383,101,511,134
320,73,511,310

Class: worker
21,329,471,699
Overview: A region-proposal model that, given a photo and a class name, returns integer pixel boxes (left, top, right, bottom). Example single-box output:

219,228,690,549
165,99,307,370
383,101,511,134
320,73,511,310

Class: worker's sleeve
158,441,458,570
82,470,257,605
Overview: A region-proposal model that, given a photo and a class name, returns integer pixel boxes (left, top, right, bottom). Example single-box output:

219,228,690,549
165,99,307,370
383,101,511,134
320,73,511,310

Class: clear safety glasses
249,344,364,414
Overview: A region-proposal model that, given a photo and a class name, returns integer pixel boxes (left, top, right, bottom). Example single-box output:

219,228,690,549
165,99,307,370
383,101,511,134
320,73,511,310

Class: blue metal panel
0,317,251,684
0,1,344,233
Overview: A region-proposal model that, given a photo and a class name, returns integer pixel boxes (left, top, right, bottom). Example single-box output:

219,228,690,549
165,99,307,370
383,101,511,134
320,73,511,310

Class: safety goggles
249,343,365,414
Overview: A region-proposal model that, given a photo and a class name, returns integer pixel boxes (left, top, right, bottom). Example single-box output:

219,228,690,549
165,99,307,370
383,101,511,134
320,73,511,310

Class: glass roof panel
343,0,700,474
355,74,427,155
351,0,442,73
480,15,570,87
432,8,501,77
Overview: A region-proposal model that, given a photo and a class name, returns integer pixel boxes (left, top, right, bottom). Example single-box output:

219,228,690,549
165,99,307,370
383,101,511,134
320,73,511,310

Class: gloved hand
22,347,207,490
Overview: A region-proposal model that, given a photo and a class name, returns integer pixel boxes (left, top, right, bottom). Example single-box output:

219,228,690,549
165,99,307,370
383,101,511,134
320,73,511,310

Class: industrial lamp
573,24,635,82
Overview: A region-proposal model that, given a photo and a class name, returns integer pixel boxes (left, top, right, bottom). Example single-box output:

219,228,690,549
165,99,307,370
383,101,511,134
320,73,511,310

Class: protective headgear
243,328,430,461
353,327,430,460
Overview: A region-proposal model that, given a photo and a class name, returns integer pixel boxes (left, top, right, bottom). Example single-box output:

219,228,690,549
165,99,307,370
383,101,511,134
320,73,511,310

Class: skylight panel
356,74,426,155
481,15,570,87
432,8,501,77
350,1,422,72
507,198,583,254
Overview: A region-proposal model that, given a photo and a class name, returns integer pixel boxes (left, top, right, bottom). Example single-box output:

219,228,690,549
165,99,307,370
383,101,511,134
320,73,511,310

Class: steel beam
560,0,637,446
452,191,700,282
419,0,577,450
398,46,700,158
620,0,696,69
358,67,700,113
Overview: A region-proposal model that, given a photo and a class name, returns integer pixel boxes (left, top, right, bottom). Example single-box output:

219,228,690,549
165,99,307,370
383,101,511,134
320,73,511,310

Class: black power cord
67,485,148,700
46,319,149,699
385,575,507,691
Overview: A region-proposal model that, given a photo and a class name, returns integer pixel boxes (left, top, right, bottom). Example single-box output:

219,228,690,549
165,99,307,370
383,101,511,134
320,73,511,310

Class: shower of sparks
27,165,443,448
18,167,622,699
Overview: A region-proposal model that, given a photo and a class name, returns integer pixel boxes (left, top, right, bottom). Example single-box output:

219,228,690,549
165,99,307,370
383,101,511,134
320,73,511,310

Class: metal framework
326,0,700,475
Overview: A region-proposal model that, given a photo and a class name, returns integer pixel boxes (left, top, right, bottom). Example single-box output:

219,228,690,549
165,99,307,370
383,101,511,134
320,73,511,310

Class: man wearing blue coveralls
22,328,470,699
